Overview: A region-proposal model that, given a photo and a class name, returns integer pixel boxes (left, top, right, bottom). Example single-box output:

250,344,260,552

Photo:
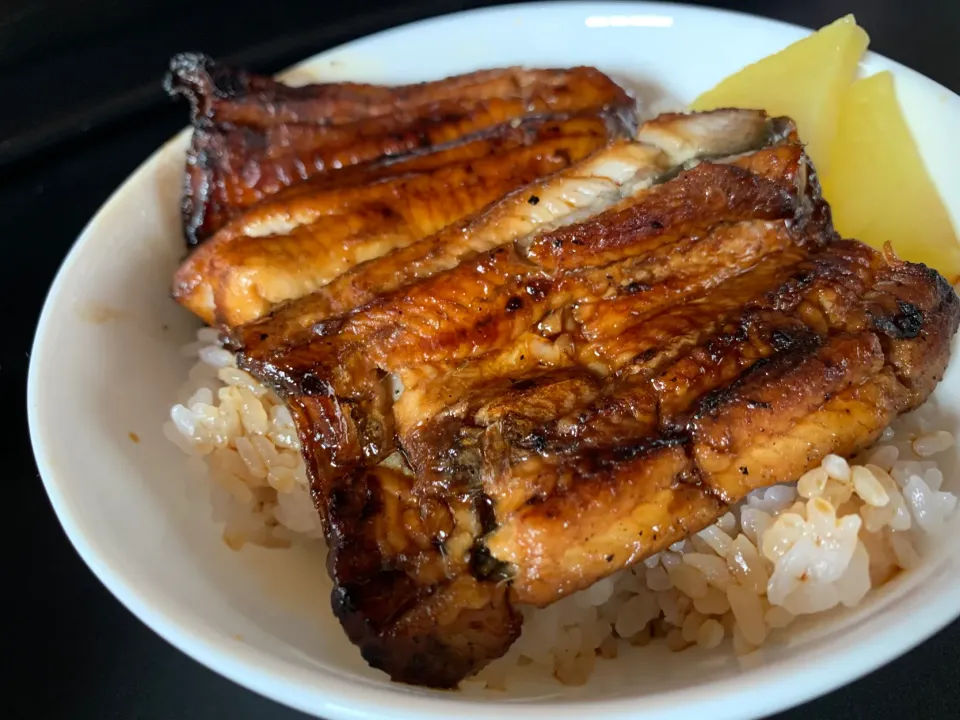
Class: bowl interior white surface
27,3,960,720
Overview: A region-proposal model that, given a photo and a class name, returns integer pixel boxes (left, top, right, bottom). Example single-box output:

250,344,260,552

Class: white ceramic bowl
27,3,960,719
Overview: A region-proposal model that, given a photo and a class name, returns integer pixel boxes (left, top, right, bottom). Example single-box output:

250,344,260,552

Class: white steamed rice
166,327,957,688
164,328,322,549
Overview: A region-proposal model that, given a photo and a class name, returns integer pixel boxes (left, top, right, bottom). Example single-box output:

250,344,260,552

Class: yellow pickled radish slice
692,14,868,173
822,71,960,281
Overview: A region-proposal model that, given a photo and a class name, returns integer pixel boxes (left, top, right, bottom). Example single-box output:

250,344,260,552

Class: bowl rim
27,2,960,719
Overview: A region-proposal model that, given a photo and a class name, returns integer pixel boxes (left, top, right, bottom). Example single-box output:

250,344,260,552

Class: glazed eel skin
173,113,627,326
217,105,958,687
165,53,637,248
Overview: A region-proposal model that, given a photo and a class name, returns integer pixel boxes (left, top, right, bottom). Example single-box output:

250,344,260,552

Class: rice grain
853,466,890,507
913,430,955,457
727,585,767,645
696,618,725,648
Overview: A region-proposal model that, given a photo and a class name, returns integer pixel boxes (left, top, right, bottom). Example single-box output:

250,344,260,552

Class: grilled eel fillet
224,108,960,688
173,113,628,326
165,54,637,246
229,108,778,359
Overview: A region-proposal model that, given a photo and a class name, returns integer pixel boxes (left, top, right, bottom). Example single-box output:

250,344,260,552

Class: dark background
4,1,959,717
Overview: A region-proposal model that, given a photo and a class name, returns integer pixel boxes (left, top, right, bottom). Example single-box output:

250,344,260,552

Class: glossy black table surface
4,1,959,717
